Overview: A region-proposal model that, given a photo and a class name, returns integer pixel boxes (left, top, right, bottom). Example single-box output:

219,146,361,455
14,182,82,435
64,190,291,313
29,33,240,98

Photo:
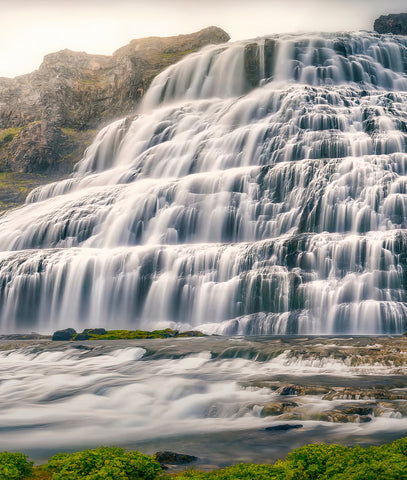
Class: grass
71,328,204,340
0,172,51,212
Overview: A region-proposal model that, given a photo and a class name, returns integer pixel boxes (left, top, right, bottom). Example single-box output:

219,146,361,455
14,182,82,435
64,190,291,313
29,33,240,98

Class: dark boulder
154,451,198,465
73,332,90,341
52,328,77,341
276,384,303,396
84,328,107,335
265,424,303,432
374,13,407,36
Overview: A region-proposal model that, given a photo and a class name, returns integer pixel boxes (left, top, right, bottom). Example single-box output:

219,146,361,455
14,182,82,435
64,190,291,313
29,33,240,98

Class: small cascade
0,31,407,334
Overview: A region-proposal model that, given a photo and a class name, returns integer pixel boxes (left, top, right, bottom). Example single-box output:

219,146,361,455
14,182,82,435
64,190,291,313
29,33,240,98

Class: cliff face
0,26,229,179
374,13,407,35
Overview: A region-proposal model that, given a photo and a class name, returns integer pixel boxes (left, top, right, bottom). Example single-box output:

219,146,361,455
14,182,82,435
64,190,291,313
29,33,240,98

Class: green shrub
46,446,162,480
167,438,407,480
0,451,33,480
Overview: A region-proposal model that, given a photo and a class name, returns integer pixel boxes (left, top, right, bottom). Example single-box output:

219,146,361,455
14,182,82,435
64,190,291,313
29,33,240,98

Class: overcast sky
1,0,406,77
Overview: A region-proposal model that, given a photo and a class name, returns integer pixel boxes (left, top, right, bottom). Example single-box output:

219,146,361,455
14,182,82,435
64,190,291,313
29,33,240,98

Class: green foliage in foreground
0,451,33,480
167,438,407,480
2,438,407,479
45,447,162,479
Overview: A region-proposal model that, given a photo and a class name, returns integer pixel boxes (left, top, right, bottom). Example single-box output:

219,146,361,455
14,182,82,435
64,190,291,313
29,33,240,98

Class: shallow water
1,336,407,466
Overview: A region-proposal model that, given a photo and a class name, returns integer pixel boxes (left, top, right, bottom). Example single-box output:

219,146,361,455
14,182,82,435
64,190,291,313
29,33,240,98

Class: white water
1,338,406,461
0,32,407,333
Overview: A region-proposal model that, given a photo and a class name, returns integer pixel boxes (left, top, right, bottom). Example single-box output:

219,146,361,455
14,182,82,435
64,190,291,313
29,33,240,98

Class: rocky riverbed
1,335,407,468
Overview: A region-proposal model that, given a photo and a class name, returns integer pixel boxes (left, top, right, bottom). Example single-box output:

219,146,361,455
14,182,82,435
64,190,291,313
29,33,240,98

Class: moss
0,127,23,144
161,48,198,60
0,172,53,212
73,328,204,340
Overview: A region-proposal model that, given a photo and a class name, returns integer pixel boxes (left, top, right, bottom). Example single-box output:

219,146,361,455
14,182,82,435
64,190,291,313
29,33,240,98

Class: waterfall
1,31,407,334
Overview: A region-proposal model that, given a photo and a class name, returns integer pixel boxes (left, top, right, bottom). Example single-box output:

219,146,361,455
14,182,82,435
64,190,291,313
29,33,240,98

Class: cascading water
1,31,407,334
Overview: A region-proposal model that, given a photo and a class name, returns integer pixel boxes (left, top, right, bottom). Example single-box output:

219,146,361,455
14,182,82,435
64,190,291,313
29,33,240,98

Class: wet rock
154,451,198,465
394,401,407,416
264,39,277,78
52,328,77,341
336,403,375,416
0,333,50,340
265,424,303,432
276,384,303,396
244,43,260,88
319,410,372,423
323,388,407,401
374,13,407,36
84,328,107,336
262,401,298,416
74,332,90,341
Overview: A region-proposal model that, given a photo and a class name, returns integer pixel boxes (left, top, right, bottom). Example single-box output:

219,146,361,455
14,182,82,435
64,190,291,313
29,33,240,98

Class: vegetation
0,451,33,480
73,328,204,340
0,172,50,212
2,438,407,479
44,447,162,480
0,127,22,144
167,439,407,480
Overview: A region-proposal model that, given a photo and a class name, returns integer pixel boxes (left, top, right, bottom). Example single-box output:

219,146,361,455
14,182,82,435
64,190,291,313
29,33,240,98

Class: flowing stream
1,336,407,465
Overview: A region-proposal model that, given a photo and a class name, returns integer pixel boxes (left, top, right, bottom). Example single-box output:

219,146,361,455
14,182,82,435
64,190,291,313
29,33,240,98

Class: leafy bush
168,438,407,479
0,451,33,480
2,437,407,479
46,446,162,480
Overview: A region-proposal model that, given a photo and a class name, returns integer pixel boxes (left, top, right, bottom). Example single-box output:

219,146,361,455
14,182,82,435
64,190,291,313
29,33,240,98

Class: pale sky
1,0,406,78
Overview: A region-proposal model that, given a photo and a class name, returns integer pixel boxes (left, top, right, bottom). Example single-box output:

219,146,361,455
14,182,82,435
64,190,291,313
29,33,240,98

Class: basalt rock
374,13,407,36
265,424,303,432
154,451,198,465
52,328,77,341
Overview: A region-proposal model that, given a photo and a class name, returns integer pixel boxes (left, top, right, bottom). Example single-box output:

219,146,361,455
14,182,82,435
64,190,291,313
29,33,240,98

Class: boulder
52,328,77,341
262,401,298,416
276,384,303,396
154,451,198,465
265,424,303,432
374,13,407,35
84,328,107,336
73,332,90,340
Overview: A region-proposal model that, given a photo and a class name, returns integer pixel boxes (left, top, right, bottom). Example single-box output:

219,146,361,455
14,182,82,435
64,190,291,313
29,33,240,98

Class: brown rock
262,401,298,416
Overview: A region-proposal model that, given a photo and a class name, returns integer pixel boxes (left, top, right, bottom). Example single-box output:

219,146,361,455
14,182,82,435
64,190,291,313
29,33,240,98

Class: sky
1,0,406,77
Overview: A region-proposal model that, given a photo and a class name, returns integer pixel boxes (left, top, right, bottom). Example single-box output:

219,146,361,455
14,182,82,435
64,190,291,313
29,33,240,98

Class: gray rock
265,424,303,432
52,328,77,341
374,13,407,36
154,451,198,465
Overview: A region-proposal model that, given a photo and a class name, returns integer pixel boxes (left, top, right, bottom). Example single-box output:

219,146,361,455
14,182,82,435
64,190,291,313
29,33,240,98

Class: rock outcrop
0,26,229,193
374,13,407,35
